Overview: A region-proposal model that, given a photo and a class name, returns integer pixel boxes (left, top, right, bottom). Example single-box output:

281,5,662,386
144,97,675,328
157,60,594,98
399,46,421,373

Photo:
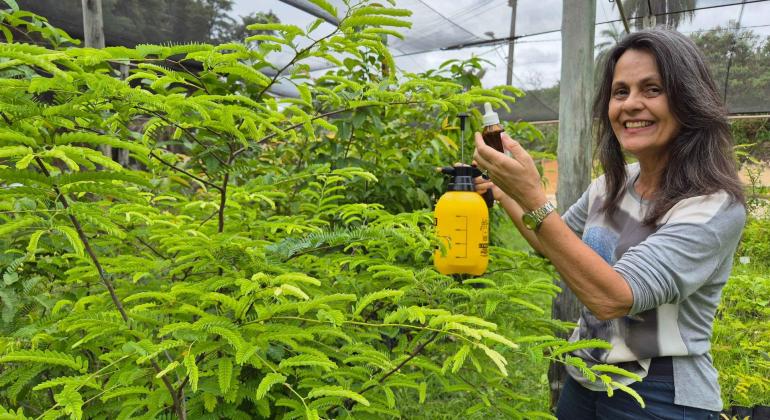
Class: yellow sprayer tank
434,166,489,276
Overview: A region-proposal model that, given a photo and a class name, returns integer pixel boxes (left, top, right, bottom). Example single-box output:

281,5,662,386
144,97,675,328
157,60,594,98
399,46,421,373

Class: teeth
625,121,653,128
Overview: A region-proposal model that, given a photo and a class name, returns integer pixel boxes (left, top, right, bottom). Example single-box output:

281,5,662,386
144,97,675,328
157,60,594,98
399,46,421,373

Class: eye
645,85,662,96
612,87,628,99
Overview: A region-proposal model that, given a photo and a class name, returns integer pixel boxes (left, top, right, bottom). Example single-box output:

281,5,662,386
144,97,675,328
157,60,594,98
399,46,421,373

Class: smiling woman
473,28,747,420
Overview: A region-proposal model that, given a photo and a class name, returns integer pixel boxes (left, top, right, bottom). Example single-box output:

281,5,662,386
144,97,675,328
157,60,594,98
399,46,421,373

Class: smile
624,121,654,128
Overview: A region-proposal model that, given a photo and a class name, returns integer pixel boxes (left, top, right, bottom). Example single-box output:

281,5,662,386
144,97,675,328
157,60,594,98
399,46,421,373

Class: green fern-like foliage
0,2,640,419
712,266,770,408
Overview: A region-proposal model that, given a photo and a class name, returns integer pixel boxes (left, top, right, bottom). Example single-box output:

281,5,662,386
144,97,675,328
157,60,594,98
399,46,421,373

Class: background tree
620,0,696,29
17,0,262,46
691,23,770,114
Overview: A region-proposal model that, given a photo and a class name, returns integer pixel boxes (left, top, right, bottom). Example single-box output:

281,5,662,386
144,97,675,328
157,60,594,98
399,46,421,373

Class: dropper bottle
481,102,505,153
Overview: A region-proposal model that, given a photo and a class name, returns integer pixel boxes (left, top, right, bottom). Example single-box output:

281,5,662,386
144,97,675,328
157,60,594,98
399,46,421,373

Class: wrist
522,194,548,212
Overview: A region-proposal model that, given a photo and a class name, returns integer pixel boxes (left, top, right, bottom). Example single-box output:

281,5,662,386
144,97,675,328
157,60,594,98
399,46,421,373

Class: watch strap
523,201,556,231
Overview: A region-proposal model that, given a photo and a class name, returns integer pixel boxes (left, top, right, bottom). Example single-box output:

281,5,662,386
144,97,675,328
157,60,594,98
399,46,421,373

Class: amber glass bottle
481,102,505,153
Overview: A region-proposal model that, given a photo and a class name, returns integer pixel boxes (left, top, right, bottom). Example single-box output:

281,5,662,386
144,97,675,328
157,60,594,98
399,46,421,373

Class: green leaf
341,16,411,30
353,289,403,316
100,386,150,402
307,385,370,407
0,130,37,147
155,361,179,379
550,339,612,358
26,229,46,260
306,0,337,19
14,153,35,169
0,145,32,159
351,6,412,18
55,384,83,420
54,225,85,258
305,408,320,420
278,354,337,371
611,381,646,408
184,352,199,392
452,345,471,373
0,217,40,237
2,0,20,12
256,372,286,400
0,350,88,373
591,364,642,382
245,23,303,36
218,358,233,394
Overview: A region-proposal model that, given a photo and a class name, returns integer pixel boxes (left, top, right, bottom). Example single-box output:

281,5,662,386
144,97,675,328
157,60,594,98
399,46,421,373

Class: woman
473,28,745,419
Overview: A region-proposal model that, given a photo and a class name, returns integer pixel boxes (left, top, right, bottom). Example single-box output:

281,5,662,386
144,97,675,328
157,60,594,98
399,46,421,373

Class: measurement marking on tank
454,215,468,258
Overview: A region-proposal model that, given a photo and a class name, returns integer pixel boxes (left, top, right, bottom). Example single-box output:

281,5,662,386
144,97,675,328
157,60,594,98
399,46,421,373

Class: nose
622,89,645,113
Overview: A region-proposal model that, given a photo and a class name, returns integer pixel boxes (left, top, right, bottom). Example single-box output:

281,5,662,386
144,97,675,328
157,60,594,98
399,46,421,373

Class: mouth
624,120,654,129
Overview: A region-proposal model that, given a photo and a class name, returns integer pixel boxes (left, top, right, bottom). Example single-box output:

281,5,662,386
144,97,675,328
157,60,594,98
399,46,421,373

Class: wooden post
550,0,596,410
82,0,112,160
505,0,517,86
81,0,105,48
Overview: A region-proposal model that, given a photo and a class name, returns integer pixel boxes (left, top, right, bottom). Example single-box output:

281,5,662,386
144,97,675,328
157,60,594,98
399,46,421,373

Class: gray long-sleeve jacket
561,163,746,412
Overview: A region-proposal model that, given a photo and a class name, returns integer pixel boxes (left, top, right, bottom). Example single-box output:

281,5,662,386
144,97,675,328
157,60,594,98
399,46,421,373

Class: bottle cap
482,102,500,126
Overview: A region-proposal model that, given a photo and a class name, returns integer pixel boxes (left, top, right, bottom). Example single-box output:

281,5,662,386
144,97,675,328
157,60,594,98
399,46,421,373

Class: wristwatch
522,201,556,231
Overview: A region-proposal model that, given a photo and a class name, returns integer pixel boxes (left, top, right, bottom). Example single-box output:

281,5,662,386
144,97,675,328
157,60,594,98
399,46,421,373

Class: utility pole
549,0,596,410
505,0,517,86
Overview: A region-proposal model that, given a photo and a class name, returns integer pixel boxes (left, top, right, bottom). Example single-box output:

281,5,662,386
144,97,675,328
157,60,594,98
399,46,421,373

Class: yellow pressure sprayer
434,113,493,276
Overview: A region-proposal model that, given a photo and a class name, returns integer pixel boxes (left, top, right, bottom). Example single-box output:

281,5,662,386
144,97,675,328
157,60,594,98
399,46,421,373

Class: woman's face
608,49,681,162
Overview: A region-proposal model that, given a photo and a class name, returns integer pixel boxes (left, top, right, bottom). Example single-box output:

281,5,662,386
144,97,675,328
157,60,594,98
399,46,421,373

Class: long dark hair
593,28,745,225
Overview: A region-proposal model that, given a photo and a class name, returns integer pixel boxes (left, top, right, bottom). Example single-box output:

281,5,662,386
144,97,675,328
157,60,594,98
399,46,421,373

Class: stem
149,151,222,192
134,235,169,260
173,59,211,95
256,29,340,100
361,330,440,395
218,172,229,234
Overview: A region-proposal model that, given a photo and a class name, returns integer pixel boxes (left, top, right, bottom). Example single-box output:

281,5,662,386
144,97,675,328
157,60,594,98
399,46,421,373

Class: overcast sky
236,0,770,90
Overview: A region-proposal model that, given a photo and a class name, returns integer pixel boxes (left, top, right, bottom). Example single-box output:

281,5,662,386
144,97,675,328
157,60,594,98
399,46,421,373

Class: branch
232,101,421,158
149,151,222,192
32,157,183,416
218,172,229,234
256,29,340,100
136,106,229,168
171,59,211,95
134,235,169,260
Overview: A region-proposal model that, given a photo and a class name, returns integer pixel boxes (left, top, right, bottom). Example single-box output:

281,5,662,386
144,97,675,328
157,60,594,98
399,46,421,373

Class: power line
414,0,482,41
441,0,770,50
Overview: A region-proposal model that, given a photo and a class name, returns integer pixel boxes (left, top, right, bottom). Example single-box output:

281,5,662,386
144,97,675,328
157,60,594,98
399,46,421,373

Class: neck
635,156,668,199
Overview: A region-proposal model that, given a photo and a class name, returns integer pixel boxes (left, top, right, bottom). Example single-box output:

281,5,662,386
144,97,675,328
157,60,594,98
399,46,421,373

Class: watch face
522,213,537,230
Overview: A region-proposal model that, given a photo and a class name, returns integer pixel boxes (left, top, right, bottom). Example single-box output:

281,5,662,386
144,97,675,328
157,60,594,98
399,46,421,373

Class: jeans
555,376,719,420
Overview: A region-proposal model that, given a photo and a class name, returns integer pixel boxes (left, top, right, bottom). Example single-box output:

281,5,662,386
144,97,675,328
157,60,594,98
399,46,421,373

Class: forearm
535,212,633,320
497,195,545,255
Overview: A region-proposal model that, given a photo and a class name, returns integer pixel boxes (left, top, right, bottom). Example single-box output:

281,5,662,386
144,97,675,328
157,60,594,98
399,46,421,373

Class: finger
500,133,529,162
474,132,505,168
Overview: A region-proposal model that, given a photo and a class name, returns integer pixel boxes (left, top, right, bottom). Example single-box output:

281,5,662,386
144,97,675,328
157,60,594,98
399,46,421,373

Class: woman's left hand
473,132,547,211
